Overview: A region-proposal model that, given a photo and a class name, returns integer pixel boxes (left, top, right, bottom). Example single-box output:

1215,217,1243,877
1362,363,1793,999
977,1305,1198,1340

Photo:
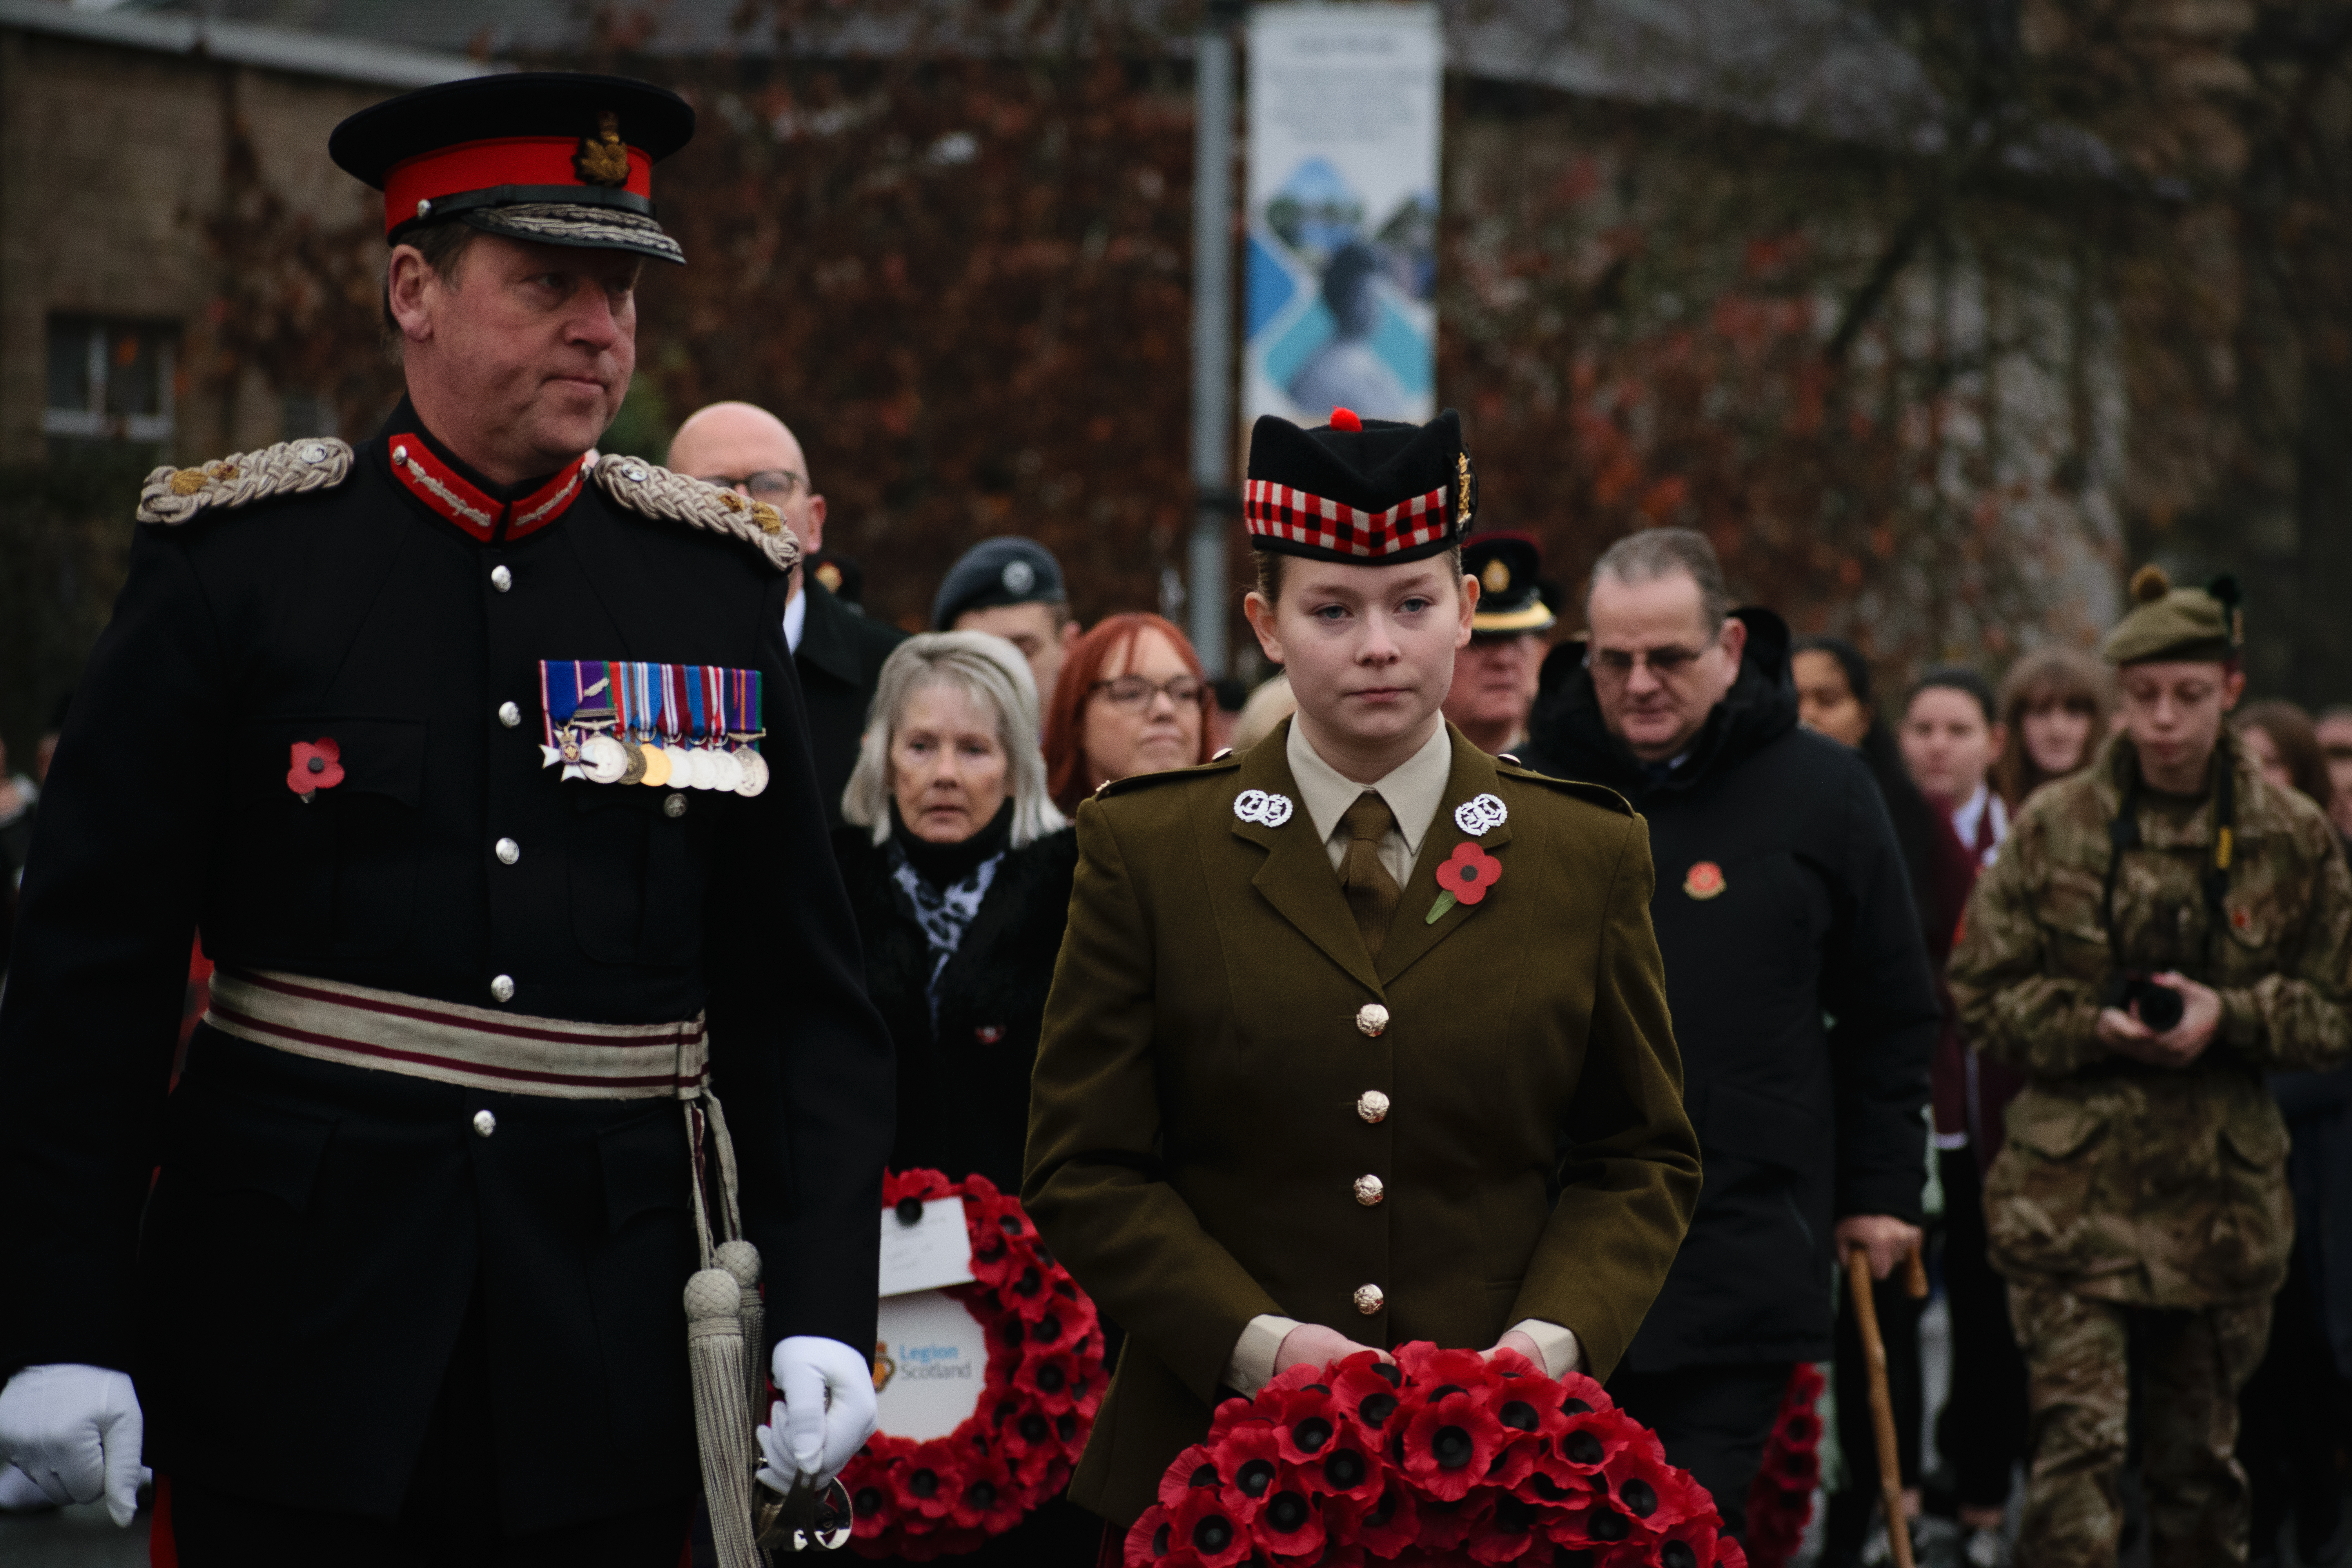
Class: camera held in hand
2105,972,2186,1034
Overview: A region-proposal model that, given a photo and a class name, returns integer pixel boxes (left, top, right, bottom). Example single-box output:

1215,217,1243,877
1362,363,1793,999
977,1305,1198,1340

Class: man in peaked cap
1443,532,1556,757
0,73,894,1564
933,536,1082,720
1024,407,1700,1544
1951,567,2352,1567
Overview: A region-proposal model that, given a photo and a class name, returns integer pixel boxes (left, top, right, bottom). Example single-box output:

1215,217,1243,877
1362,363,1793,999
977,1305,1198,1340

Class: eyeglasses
1089,675,1208,712
1585,643,1711,682
694,470,808,501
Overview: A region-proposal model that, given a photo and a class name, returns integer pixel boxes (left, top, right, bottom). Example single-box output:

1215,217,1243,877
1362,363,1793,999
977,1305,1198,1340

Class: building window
44,316,177,445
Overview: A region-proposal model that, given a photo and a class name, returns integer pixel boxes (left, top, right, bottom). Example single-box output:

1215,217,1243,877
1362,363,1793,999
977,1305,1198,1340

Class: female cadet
1023,409,1704,1544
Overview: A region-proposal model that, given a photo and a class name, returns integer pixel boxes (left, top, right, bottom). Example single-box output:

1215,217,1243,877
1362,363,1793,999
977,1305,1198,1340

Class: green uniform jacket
1023,721,1703,1525
1949,731,2352,1307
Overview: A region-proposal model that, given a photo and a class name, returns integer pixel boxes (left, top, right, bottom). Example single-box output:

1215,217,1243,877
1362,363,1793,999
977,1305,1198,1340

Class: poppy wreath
1738,1364,1825,1568
1126,1343,1748,1567
839,1168,1106,1561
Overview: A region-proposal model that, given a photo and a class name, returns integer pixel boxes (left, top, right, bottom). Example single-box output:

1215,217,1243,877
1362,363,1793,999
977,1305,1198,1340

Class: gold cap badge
575,110,631,187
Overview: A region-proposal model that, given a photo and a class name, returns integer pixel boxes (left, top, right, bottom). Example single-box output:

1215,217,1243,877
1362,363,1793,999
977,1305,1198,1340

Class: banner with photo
1245,2,1443,431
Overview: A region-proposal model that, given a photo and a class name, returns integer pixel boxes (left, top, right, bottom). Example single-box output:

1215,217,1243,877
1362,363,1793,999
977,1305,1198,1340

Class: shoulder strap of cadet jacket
592,455,801,575
1492,758,1635,818
2100,742,2235,972
137,438,354,524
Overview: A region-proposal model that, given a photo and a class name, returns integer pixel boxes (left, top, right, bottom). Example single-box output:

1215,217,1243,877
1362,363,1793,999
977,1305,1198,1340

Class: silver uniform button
1353,1283,1385,1316
1357,1091,1390,1125
497,701,522,729
1354,1174,1385,1207
664,792,688,818
495,837,520,866
490,565,513,593
489,974,515,1003
391,444,408,464
1355,1003,1390,1038
472,1109,497,1138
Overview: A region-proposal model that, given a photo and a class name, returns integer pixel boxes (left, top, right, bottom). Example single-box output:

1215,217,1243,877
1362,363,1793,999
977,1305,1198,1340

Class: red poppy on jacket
1399,1385,1508,1503
1438,841,1504,904
1248,1474,1327,1561
1169,1487,1253,1568
287,737,344,795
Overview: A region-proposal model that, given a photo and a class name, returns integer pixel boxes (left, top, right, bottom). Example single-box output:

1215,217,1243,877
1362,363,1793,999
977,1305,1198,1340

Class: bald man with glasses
668,402,904,824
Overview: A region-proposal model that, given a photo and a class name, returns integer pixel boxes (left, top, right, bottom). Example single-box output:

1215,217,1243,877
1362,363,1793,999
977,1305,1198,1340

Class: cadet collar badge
1234,789,1295,827
1683,861,1727,900
1454,793,1508,836
541,659,769,797
1427,841,1503,923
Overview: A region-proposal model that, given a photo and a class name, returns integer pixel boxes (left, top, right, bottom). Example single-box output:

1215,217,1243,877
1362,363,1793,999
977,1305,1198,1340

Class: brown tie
1341,793,1401,957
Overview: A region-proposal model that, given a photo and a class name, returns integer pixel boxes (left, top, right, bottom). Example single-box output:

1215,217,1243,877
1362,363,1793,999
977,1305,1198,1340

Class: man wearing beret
1950,567,2352,1567
935,536,1082,721
1025,407,1702,1546
0,74,893,1564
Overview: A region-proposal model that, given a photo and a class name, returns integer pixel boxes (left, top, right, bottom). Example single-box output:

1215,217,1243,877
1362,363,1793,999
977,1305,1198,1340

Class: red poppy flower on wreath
1160,1443,1224,1512
287,737,343,795
1329,1355,1406,1437
1438,840,1503,905
1249,1473,1328,1562
1303,1427,1383,1505
892,1439,964,1522
948,1450,1025,1535
1605,1439,1701,1531
1482,1372,1571,1489
1414,1488,1494,1553
1208,1419,1283,1520
1170,1486,1254,1568
1326,1482,1419,1557
1267,1381,1347,1467
1399,1383,1509,1503
1469,1492,1550,1563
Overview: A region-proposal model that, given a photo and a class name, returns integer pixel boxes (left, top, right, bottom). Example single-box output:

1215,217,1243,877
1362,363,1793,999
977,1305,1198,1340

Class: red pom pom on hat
1328,407,1363,430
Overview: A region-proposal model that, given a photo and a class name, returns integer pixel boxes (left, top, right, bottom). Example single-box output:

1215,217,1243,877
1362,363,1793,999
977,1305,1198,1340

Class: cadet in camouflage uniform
1949,566,2352,1568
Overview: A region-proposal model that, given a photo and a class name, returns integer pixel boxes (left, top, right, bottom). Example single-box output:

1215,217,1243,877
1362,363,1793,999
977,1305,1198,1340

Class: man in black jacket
667,401,905,824
1523,528,1936,1537
0,75,894,1564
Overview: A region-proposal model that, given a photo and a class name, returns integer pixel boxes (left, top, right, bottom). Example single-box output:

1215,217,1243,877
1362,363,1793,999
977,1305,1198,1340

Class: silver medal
580,733,631,784
703,748,744,793
734,750,770,798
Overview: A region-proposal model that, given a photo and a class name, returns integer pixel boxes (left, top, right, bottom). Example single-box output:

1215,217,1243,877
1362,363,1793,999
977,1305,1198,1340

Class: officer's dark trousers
1607,1361,1789,1538
165,1288,691,1566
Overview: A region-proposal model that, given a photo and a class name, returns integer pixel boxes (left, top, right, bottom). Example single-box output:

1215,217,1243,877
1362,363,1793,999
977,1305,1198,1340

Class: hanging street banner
1245,2,1443,430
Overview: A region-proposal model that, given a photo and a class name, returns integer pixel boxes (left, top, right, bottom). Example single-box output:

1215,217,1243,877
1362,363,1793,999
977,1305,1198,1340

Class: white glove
0,1364,149,1527
757,1336,877,1493
0,1463,56,1512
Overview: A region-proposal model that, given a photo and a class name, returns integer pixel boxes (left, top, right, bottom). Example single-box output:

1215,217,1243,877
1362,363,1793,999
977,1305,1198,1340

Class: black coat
831,824,1078,1194
797,579,906,827
1523,607,1936,1369
0,405,896,1531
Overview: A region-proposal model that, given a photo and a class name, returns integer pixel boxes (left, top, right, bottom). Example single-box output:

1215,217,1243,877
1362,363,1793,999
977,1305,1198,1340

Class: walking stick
1844,1241,1929,1568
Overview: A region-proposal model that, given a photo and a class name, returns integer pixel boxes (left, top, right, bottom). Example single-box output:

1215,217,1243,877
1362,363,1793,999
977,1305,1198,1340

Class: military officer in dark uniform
0,74,895,1566
1023,407,1704,1541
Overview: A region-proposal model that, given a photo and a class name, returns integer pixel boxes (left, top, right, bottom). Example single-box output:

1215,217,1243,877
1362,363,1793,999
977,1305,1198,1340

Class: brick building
0,0,484,466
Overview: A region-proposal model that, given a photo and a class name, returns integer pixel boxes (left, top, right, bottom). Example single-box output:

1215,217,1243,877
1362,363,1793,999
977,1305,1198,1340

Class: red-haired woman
1042,614,1212,817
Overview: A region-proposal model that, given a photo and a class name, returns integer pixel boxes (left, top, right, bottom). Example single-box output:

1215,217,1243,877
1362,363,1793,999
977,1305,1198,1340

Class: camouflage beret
2100,564,2243,666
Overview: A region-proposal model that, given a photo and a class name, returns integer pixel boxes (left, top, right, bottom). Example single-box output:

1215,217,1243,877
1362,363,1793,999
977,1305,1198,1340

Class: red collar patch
388,435,589,543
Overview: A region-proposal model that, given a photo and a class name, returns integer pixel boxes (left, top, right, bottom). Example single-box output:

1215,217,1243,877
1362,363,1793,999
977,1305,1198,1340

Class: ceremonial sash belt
205,966,780,1559
205,966,708,1100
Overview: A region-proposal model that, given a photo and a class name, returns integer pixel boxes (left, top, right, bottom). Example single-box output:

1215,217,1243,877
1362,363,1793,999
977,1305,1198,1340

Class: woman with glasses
1042,613,1212,816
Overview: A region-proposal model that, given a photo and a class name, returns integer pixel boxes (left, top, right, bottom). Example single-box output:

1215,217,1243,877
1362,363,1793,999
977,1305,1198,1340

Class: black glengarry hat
1244,406,1474,564
330,73,695,265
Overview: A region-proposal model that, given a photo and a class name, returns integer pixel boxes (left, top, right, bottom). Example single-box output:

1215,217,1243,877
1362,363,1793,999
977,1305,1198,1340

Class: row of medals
559,719,771,797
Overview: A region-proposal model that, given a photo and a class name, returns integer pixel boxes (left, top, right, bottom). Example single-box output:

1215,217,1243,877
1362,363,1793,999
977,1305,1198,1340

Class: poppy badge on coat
1683,860,1726,900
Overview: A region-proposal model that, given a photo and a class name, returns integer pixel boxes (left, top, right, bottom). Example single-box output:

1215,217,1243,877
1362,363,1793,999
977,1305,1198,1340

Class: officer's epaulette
1095,750,1244,801
591,455,801,575
136,438,354,525
1492,755,1634,817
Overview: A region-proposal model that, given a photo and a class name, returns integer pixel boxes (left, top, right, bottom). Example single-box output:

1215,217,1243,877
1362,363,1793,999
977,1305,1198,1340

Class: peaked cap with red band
1244,407,1475,565
329,72,695,265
